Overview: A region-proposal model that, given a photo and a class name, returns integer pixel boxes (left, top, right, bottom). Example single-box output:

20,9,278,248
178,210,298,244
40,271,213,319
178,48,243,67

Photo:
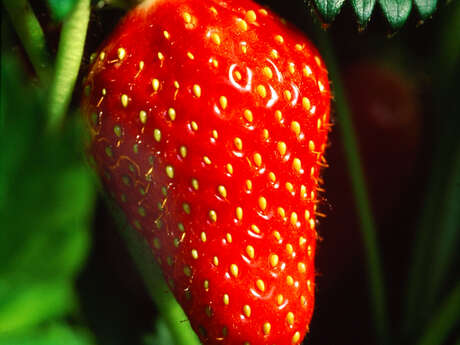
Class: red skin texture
82,1,330,344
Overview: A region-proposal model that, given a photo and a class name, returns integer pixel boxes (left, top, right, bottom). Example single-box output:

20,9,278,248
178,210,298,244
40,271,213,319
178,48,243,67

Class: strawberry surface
82,0,330,344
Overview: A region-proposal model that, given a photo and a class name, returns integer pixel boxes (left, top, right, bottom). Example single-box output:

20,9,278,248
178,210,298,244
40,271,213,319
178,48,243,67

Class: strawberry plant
1,0,459,345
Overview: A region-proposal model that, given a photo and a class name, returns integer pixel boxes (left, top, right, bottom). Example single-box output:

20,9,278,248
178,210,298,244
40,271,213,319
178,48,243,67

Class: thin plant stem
2,0,51,82
106,197,201,345
313,26,389,344
403,159,442,336
417,281,460,345
426,143,460,310
46,0,90,131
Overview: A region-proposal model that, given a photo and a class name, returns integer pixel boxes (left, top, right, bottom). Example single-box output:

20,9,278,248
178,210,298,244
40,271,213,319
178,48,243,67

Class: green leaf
47,0,78,20
351,0,377,25
0,56,95,333
379,0,412,29
0,282,72,333
314,0,347,22
0,323,94,345
414,0,438,19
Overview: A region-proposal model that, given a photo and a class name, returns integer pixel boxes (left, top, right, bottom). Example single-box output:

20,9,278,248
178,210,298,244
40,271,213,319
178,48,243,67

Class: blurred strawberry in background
322,58,423,274
310,59,425,343
344,61,422,217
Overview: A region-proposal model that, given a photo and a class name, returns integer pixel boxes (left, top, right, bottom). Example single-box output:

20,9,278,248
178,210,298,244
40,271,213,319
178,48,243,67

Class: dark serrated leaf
351,0,377,25
314,0,347,22
311,0,439,28
47,0,78,20
378,0,413,29
414,0,438,19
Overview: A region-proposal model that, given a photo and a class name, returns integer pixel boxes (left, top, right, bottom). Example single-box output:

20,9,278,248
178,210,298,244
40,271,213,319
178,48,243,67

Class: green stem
416,281,460,345
2,0,51,82
46,0,90,131
403,177,439,335
314,27,389,344
105,197,201,345
426,143,460,309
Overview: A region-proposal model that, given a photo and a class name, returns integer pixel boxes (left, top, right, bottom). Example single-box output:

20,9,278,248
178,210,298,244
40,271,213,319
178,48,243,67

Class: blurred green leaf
0,56,95,333
47,0,78,20
0,323,94,345
0,282,72,333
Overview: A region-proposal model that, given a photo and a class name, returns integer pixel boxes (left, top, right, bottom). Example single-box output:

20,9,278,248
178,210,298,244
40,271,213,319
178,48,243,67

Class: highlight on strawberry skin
81,0,331,344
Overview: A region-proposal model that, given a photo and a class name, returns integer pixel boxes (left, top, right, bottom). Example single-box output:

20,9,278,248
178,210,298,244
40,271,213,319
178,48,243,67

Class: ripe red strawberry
82,0,331,344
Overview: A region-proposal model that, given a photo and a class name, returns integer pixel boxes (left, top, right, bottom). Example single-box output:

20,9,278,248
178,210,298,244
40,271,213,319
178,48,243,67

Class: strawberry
81,0,330,344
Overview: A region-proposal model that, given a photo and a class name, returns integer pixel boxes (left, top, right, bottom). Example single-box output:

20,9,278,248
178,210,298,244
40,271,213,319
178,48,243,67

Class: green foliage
0,324,93,345
312,0,438,28
0,57,95,338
